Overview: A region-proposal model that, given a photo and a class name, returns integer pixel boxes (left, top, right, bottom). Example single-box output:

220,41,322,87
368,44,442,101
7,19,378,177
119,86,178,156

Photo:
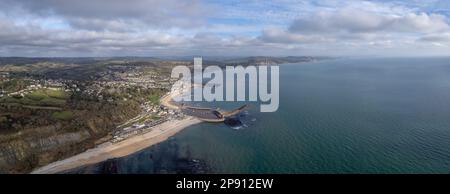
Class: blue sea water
76,57,450,173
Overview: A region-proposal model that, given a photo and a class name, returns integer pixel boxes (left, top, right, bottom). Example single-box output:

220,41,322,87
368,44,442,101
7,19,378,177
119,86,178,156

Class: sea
71,57,450,173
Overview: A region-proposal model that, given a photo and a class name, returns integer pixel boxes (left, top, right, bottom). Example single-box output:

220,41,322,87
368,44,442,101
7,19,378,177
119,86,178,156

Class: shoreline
32,88,200,174
31,116,201,174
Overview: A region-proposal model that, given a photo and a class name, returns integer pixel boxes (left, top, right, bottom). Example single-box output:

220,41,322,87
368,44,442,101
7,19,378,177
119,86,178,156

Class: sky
0,0,450,57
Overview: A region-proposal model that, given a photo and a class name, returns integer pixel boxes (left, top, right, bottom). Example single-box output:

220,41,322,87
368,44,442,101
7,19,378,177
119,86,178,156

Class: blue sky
0,0,449,57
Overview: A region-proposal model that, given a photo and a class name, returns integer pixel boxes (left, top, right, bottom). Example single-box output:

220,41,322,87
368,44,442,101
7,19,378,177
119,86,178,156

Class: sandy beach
31,87,200,174
31,116,201,174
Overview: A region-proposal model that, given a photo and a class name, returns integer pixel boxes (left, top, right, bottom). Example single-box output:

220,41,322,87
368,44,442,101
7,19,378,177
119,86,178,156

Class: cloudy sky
0,0,450,57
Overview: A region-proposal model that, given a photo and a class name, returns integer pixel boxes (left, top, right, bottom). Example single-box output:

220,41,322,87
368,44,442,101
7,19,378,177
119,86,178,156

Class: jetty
160,90,250,123
180,104,249,122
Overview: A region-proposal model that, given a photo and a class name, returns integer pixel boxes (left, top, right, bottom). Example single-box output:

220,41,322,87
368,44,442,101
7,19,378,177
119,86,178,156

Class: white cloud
0,0,449,56
289,10,449,34
1,0,212,31
259,28,332,44
419,33,450,42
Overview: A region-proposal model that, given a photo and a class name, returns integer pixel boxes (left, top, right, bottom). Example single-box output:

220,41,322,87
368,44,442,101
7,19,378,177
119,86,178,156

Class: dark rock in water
225,112,256,130
174,158,209,174
100,159,119,174
65,138,211,174
224,117,243,129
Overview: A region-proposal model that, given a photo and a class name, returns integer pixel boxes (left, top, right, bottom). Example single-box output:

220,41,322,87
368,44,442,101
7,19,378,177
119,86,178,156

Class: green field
0,79,28,92
51,111,74,121
0,89,69,107
45,89,69,99
147,94,160,104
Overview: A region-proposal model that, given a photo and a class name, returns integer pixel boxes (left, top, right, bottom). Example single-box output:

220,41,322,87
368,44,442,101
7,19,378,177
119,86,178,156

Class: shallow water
76,57,450,173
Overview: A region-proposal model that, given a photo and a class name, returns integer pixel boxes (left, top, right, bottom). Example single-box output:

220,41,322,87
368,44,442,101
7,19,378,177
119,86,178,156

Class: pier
180,104,250,122
160,92,250,123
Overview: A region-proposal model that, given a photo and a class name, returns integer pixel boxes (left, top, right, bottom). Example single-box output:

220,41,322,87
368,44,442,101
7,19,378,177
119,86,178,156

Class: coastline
31,116,201,174
31,88,199,174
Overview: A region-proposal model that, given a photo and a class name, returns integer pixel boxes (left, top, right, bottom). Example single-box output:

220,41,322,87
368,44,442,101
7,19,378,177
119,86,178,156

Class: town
0,58,192,173
0,61,187,143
